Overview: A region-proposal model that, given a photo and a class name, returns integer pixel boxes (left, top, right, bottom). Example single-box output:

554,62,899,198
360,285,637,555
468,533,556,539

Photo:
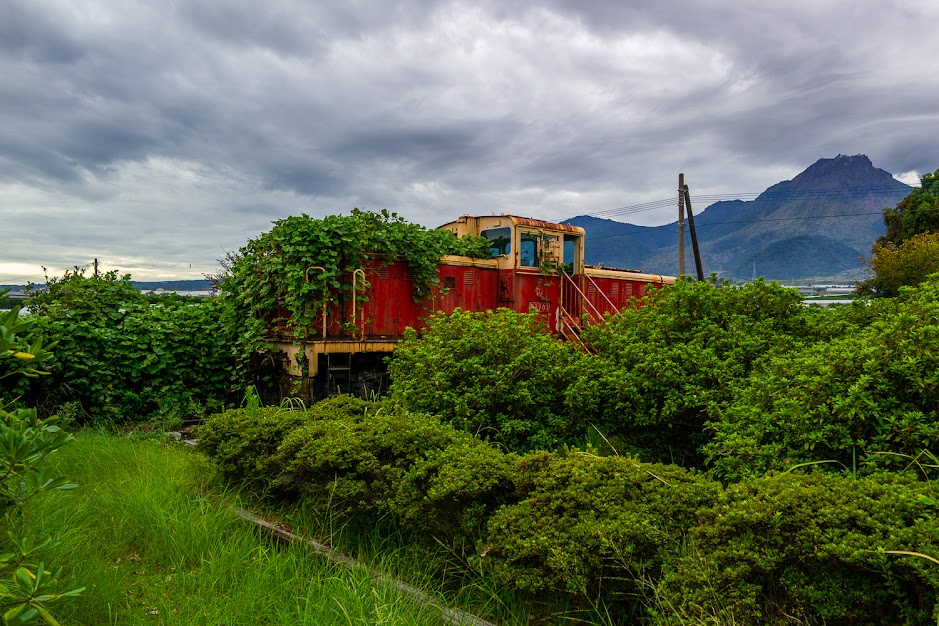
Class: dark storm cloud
0,0,937,281
0,2,85,63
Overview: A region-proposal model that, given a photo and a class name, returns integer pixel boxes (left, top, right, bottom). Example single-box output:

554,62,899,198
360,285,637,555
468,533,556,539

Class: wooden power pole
682,184,705,281
678,173,686,276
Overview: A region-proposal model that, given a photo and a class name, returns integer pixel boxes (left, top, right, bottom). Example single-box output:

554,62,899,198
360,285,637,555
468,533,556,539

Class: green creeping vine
219,209,491,363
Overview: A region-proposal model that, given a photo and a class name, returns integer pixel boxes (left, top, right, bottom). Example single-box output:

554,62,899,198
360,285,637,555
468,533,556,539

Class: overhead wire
583,184,929,221
583,211,891,242
568,183,935,241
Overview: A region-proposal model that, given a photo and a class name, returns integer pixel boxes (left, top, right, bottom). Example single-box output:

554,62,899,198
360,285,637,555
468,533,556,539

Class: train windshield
481,227,512,256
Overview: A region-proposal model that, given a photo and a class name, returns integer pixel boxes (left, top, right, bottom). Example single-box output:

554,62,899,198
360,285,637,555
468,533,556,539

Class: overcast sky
2,0,937,282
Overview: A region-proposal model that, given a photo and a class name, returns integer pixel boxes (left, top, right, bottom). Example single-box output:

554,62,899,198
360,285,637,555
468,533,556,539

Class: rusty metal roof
506,215,583,232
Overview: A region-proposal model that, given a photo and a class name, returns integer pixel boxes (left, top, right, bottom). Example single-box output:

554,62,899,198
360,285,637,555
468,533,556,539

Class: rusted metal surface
506,215,583,233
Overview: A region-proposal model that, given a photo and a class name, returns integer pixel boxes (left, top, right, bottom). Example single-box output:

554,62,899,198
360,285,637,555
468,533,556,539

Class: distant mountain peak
785,154,906,191
569,154,913,281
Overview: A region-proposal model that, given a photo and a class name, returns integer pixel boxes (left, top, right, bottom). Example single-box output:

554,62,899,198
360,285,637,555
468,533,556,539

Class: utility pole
93,258,99,277
678,173,686,276
682,184,705,281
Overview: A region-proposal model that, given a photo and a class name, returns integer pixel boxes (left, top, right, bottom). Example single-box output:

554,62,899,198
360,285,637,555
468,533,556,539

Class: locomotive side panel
363,260,422,338
513,270,561,330
433,264,500,316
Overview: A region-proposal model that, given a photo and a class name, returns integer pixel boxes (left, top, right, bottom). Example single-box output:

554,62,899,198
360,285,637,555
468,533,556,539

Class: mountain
132,279,213,292
567,155,913,281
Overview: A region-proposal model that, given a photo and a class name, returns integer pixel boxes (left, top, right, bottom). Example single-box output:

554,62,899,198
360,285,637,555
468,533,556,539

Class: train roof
438,215,585,235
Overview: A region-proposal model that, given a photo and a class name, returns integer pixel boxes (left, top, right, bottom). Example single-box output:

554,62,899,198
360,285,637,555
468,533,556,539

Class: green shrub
0,291,83,623
481,450,720,611
388,308,596,453
26,269,232,424
654,472,939,626
200,396,515,547
196,404,313,486
708,275,939,480
393,435,517,547
582,278,808,466
276,405,460,512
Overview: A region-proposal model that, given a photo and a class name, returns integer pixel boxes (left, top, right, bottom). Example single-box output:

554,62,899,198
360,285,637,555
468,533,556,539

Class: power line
584,211,889,242
576,183,930,222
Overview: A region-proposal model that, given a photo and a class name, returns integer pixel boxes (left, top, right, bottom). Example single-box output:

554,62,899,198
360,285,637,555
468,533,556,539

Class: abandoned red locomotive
266,214,674,394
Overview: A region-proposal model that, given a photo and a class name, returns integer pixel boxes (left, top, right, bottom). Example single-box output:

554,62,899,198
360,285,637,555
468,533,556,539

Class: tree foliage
707,274,939,481
387,308,595,453
0,294,83,624
581,278,809,465
860,232,939,297
25,269,231,425
879,168,939,248
860,169,939,296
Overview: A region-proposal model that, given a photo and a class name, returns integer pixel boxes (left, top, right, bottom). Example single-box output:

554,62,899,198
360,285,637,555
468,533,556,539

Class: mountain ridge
566,155,912,281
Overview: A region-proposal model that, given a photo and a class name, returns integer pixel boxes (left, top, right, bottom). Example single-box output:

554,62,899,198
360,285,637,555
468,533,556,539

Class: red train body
268,215,674,394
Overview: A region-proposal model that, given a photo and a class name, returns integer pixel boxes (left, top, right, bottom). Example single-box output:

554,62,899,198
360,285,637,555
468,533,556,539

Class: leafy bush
876,167,939,249
0,292,83,623
200,395,515,546
388,308,596,453
0,301,55,402
481,450,720,610
196,404,313,487
392,434,517,547
582,278,808,466
276,403,461,510
26,270,232,424
708,275,939,480
860,234,939,297
654,472,939,626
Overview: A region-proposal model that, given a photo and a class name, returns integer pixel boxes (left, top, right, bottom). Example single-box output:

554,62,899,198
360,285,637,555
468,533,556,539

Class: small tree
878,168,939,248
860,168,939,296
0,294,83,624
859,232,939,297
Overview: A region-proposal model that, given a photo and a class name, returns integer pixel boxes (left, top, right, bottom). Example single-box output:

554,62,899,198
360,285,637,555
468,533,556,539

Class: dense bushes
388,308,595,453
24,270,232,424
708,275,939,480
655,472,939,626
193,272,939,624
482,451,719,603
581,278,809,465
199,397,516,545
199,397,939,624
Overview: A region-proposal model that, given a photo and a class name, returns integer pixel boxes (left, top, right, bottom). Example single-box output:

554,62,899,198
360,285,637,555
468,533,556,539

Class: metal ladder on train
558,271,619,353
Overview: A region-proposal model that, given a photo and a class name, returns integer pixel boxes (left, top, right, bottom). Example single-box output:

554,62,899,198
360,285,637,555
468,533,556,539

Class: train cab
437,215,586,275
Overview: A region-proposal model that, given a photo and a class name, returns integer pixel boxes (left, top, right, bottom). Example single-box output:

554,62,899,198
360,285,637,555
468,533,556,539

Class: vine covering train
252,214,674,397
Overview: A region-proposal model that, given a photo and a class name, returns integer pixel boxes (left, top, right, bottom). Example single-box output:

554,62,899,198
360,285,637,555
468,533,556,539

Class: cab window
481,227,512,256
520,232,540,267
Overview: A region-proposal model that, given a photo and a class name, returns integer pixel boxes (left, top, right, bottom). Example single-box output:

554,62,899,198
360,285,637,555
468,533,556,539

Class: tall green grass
24,431,450,625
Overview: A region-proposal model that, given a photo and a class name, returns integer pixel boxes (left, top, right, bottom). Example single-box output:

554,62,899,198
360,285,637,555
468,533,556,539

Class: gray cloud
1,0,937,281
